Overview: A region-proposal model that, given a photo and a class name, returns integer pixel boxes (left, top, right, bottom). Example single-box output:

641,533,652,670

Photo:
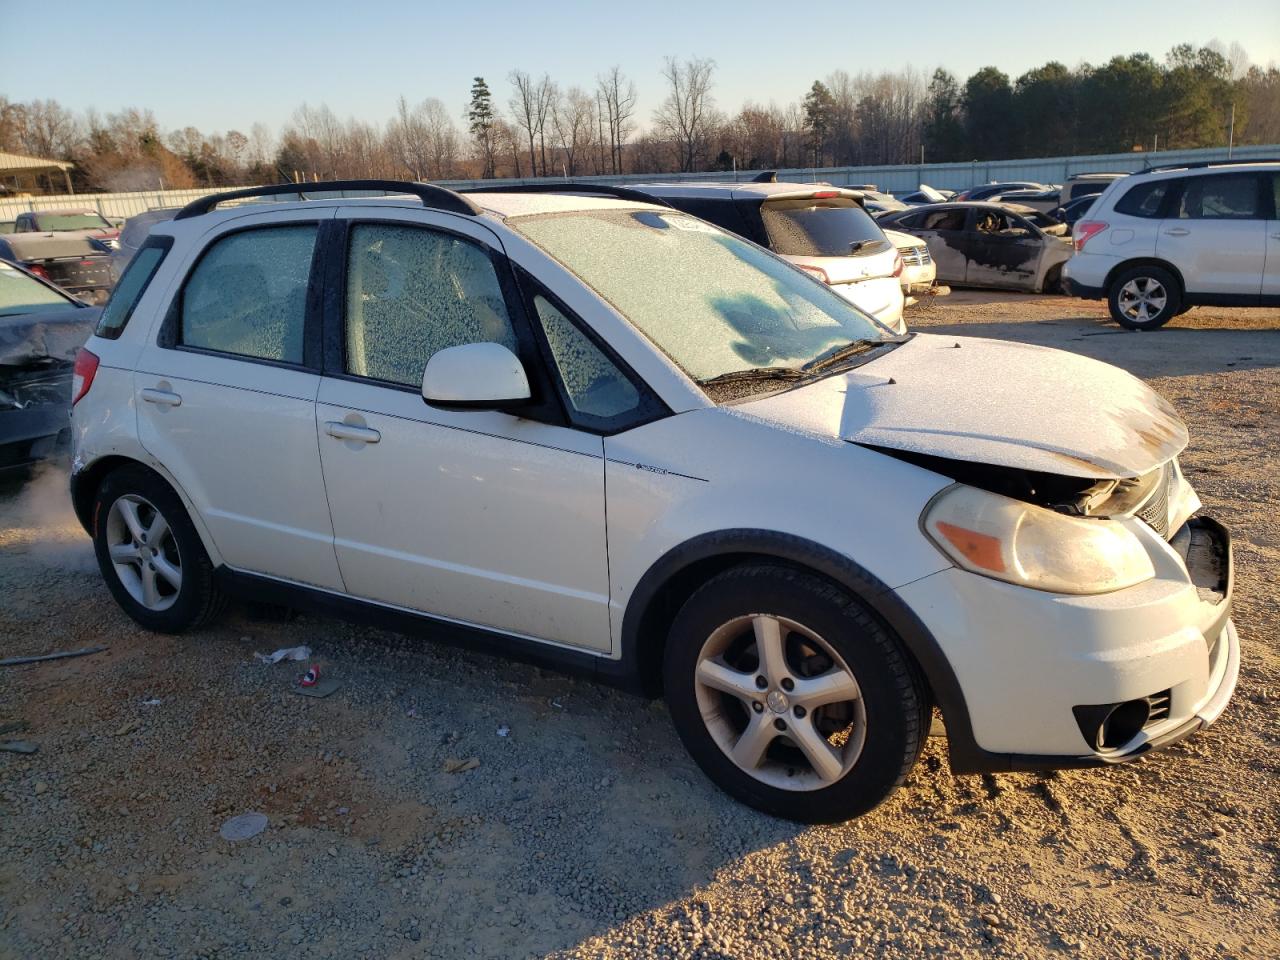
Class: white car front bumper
896,513,1237,770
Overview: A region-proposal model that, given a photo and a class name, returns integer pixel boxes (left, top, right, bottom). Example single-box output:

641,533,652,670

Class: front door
134,211,344,591
965,209,1041,290
314,210,613,651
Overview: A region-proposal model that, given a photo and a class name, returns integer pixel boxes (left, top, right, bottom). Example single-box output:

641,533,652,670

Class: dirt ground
1,292,1277,959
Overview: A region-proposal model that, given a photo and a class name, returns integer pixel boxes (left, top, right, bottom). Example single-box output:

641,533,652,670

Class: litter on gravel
0,646,107,667
497,725,510,737
443,757,480,774
292,677,340,699
0,741,38,754
253,645,311,665
219,812,268,842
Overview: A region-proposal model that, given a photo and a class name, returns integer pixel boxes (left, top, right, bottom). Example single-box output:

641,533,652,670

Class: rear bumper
1065,276,1105,300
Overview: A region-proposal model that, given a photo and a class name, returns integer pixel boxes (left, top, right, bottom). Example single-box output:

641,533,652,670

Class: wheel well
1104,258,1185,298
628,550,937,717
70,456,151,535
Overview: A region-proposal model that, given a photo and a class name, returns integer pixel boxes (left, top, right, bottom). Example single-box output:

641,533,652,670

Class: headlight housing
923,484,1155,594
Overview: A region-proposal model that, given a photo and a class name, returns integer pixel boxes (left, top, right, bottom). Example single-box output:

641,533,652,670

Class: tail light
797,264,831,284
891,252,904,278
28,263,49,279
72,348,99,406
1074,220,1109,252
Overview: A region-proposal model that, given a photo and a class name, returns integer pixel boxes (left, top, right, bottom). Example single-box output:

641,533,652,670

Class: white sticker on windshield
665,214,720,234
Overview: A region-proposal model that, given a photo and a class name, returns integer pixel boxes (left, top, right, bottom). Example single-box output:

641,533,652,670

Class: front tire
663,564,927,823
1108,265,1181,330
92,465,225,633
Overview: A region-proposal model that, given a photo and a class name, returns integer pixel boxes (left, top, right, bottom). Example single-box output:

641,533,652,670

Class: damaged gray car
876,201,1073,293
1,260,98,473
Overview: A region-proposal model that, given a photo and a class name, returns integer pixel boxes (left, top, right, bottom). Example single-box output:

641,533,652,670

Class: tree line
1,42,1277,195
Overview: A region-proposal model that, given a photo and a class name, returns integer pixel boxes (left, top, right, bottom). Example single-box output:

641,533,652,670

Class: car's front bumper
896,512,1238,773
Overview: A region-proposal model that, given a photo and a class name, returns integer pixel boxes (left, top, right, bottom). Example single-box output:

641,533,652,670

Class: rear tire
663,564,927,823
92,465,225,633
1108,265,1181,330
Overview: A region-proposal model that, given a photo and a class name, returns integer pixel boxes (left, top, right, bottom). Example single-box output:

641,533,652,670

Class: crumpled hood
0,306,99,367
738,333,1188,479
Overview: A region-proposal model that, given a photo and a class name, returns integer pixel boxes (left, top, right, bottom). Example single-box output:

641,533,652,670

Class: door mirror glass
422,342,531,409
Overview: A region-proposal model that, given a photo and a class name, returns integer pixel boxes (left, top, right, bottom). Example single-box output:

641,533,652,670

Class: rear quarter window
95,236,172,340
1114,179,1176,218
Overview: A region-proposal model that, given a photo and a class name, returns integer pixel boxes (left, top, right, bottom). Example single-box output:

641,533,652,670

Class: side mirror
422,342,531,410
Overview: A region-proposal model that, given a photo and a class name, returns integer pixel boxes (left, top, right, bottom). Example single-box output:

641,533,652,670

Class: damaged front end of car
1,308,98,472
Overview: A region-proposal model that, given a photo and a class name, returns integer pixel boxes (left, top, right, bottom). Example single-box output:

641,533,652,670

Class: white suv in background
1065,160,1280,328
71,180,1237,823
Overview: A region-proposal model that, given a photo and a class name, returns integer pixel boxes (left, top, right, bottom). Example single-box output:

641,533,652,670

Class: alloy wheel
105,494,182,611
694,614,867,791
1118,277,1168,325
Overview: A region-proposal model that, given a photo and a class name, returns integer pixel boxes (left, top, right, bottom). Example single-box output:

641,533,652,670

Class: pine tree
468,77,498,179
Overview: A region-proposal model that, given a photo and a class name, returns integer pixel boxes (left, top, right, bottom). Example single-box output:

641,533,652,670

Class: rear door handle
324,421,381,444
140,388,182,407
1162,228,1190,237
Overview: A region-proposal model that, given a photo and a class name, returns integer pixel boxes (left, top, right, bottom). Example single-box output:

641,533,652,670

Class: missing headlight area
869,446,1179,538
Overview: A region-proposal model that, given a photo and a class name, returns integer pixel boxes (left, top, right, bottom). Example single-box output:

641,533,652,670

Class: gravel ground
1,292,1277,959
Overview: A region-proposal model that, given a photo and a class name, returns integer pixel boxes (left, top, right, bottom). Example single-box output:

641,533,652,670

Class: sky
2,0,1278,139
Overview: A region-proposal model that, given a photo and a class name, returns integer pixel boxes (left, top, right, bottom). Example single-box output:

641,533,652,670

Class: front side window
513,209,890,384
345,224,517,387
180,224,316,363
1176,174,1261,220
533,293,641,425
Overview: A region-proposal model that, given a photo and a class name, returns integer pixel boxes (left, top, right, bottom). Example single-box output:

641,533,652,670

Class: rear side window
761,200,887,257
180,225,316,363
96,237,170,340
1070,181,1110,198
1176,174,1261,220
1114,180,1174,218
344,223,518,387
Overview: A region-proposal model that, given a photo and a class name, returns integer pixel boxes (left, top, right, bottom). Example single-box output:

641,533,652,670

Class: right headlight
922,484,1155,595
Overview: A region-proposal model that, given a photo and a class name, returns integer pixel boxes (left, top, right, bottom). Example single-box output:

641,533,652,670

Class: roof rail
748,170,777,183
173,179,483,221
1143,157,1280,173
461,182,674,208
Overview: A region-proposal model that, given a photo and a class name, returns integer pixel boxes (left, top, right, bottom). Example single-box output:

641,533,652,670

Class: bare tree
551,87,595,176
654,56,716,172
596,66,637,173
508,72,557,176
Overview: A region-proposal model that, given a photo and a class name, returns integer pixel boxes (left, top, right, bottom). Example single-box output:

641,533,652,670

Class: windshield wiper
801,339,882,373
698,366,804,387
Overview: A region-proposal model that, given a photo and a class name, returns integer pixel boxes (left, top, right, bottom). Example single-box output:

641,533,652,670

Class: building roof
0,151,75,176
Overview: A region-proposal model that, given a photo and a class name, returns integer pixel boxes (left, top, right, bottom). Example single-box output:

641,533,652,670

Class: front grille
900,246,931,267
1144,690,1172,728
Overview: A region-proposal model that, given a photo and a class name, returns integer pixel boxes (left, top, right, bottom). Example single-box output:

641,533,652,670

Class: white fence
0,187,223,222
4,143,1276,221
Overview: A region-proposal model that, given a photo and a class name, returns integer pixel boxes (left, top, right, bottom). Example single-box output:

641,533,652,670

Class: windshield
760,199,889,257
513,209,890,384
0,261,74,316
36,213,111,231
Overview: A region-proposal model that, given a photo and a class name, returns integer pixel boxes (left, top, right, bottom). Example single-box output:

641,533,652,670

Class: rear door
313,207,614,651
904,208,970,284
134,208,344,591
1157,172,1266,299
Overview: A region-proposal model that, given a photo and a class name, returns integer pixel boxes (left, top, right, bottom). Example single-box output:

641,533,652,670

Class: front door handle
1162,228,1190,237
324,421,381,444
141,388,182,407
